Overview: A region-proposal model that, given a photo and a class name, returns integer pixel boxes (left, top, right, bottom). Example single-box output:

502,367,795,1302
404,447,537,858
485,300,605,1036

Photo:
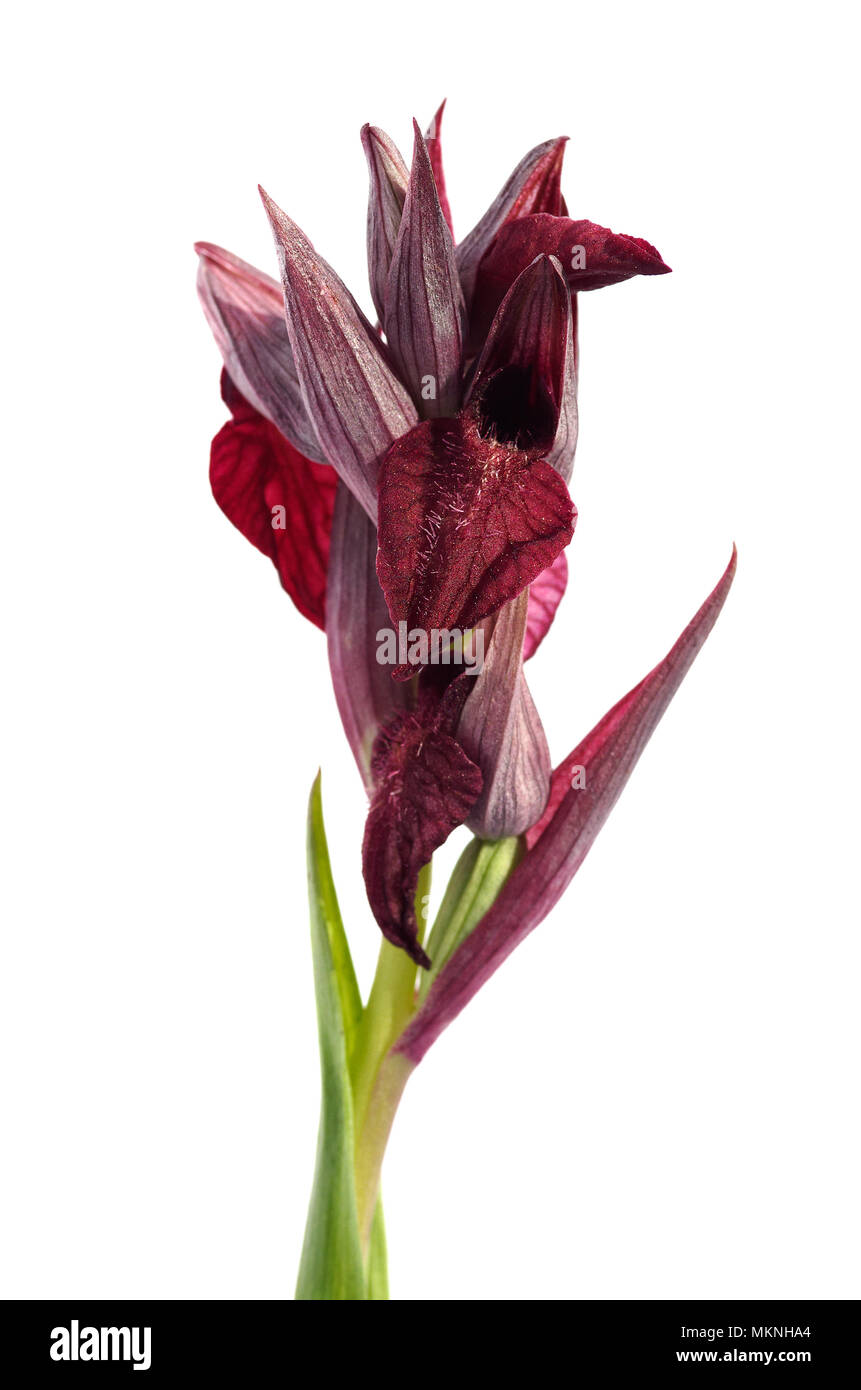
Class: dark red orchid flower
195,108,720,978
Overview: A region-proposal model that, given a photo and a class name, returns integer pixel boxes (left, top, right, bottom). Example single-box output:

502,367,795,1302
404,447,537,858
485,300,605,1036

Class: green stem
350,941,415,1140
354,1051,414,1251
348,861,431,1254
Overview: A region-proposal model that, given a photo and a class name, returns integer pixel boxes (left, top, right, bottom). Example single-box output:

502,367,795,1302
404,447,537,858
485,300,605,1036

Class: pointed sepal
326,482,411,790
456,137,567,307
425,101,454,236
260,187,417,518
383,120,466,417
361,124,409,323
395,548,737,1063
195,242,325,463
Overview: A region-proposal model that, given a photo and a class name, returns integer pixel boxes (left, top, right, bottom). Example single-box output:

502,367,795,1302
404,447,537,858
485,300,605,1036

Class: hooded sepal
211,372,337,628
260,187,417,519
361,125,409,323
457,591,551,838
395,547,737,1063
195,242,325,464
384,121,466,417
466,253,573,452
326,482,412,792
456,137,567,308
377,414,575,678
545,291,579,483
362,692,483,968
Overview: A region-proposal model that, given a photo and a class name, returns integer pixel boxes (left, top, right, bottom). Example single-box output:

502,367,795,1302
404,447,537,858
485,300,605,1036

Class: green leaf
419,835,524,1001
295,773,367,1300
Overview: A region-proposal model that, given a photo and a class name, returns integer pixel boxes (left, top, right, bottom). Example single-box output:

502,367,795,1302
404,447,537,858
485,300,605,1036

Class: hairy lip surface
377,412,575,678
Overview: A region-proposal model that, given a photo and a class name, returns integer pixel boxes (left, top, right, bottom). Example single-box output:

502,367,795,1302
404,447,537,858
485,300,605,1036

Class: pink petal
524,550,568,660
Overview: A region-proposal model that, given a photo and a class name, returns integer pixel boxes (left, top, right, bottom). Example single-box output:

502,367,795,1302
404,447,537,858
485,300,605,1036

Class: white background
2,0,859,1300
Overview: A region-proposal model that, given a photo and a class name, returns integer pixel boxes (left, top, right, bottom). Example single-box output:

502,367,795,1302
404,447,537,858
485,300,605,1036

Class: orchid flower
195,106,733,1300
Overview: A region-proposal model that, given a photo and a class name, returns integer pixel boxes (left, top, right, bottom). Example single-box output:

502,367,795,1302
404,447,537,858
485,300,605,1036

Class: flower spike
196,110,730,1302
